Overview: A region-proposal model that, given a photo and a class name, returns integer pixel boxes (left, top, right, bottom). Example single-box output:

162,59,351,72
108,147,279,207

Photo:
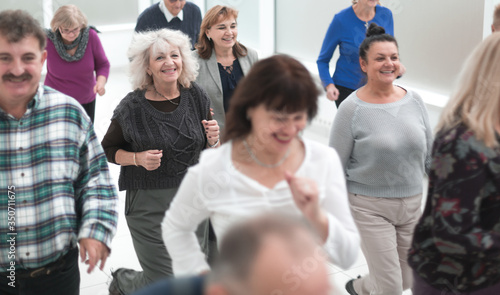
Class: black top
101,83,211,191
218,58,244,112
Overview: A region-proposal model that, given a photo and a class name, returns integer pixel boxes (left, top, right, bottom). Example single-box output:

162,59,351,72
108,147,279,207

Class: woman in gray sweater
330,23,432,295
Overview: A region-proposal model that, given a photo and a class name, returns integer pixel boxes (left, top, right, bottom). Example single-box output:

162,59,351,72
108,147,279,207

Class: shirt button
19,147,23,151
19,122,23,126
26,252,30,256
22,200,27,204
21,173,25,177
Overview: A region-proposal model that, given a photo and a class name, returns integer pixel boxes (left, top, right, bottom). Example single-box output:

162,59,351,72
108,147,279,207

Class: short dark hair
223,54,319,142
359,23,398,63
0,10,46,50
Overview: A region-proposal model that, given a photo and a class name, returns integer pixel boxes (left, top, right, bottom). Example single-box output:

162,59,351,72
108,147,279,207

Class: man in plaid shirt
0,10,118,295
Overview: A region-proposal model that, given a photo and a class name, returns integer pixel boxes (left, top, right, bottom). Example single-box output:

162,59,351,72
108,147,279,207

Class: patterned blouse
409,123,500,293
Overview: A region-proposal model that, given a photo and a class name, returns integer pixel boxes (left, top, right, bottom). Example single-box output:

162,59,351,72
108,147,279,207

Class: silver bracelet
208,138,220,148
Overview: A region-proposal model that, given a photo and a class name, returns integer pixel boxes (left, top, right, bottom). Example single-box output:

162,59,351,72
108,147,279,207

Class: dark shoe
108,268,124,295
109,268,142,295
345,276,360,295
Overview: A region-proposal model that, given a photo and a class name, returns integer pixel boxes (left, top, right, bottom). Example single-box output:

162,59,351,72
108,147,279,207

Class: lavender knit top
44,29,110,105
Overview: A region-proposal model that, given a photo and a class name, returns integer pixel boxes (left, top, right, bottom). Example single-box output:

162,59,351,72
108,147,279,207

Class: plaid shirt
0,84,118,269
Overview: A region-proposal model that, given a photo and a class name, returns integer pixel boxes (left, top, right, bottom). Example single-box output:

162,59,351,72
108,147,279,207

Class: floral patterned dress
409,123,500,293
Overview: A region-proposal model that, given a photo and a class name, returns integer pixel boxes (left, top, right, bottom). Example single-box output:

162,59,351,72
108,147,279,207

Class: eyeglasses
59,27,81,35
168,0,186,3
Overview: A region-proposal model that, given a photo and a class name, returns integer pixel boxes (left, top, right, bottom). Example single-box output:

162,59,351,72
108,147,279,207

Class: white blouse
162,138,360,275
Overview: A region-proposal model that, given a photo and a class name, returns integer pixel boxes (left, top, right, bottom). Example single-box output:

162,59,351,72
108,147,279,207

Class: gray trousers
114,188,211,294
349,193,422,295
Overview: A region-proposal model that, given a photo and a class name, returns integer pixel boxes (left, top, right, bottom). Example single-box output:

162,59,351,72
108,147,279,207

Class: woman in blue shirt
317,0,394,107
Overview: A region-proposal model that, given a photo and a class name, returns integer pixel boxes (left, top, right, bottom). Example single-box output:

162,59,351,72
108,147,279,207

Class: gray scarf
45,26,98,62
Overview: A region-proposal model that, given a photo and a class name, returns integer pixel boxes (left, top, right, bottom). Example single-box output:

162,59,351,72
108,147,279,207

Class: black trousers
335,85,355,108
81,99,96,123
0,248,80,295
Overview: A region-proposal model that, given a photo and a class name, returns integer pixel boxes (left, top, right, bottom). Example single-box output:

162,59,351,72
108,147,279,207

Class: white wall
274,0,495,134
1,0,45,24
276,0,487,98
275,0,346,65
393,0,484,97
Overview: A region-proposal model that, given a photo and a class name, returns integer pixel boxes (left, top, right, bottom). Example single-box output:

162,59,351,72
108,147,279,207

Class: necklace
365,21,369,30
242,139,291,168
153,85,179,106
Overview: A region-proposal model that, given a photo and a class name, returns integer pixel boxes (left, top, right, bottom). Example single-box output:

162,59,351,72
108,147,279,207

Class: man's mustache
3,73,32,81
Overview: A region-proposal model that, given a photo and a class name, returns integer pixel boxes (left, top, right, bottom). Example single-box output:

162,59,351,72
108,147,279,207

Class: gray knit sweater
113,83,210,191
329,89,433,198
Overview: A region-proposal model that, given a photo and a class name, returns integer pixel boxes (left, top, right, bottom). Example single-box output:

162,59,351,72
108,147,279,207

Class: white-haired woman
101,28,219,294
409,33,500,295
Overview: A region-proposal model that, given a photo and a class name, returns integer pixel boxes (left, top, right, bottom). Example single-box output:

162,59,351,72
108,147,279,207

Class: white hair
127,28,198,90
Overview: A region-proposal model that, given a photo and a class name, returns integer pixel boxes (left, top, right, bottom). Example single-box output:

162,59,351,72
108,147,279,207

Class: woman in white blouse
162,55,360,276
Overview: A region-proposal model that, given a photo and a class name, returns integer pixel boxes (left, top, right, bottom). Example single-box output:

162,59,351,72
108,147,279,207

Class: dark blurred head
0,10,46,50
223,54,319,142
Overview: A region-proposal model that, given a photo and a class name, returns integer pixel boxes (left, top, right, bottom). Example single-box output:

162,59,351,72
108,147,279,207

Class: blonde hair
127,29,198,90
50,5,88,32
436,33,500,148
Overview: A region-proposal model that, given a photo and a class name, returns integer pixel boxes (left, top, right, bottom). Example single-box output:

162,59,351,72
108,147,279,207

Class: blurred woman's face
59,25,81,43
147,44,183,86
247,104,307,154
360,41,400,85
206,16,238,51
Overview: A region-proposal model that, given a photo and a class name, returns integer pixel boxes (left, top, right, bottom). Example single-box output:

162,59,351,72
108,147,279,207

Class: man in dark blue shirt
135,0,201,49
